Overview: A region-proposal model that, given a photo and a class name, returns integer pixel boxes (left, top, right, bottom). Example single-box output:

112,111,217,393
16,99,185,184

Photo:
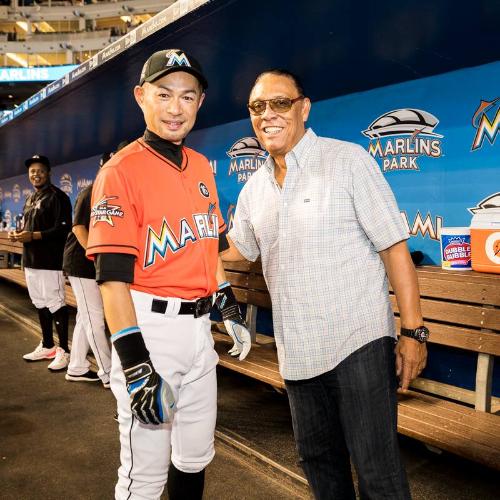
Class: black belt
151,296,213,318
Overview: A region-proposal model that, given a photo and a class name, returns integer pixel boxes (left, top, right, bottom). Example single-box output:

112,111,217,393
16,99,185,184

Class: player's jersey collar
140,129,187,171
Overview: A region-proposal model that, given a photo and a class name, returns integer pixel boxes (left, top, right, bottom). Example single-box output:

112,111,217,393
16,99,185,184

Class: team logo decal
12,184,21,203
362,108,443,172
471,98,499,151
165,49,190,67
226,137,267,184
91,196,124,226
59,173,73,194
468,192,500,214
199,182,210,197
400,211,443,241
144,212,219,268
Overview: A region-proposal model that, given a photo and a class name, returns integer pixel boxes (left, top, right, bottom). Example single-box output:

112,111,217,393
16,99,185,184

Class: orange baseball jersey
87,140,226,299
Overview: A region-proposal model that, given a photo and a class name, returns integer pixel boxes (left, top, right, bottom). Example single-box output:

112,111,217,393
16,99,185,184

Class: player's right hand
111,326,176,425
124,360,175,425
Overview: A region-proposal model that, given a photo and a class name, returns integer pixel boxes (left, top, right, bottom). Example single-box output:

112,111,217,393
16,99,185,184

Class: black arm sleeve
218,230,230,253
96,253,135,283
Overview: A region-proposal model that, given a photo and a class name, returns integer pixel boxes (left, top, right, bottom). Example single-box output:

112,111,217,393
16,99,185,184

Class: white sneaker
23,342,57,362
47,347,70,371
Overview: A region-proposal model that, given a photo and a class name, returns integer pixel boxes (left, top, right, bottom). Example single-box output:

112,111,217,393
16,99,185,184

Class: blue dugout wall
0,61,498,393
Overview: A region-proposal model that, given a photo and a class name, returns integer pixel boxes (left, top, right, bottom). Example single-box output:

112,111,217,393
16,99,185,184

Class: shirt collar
263,128,317,174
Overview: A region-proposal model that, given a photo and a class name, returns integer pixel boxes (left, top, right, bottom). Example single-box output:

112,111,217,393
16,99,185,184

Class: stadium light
6,53,28,67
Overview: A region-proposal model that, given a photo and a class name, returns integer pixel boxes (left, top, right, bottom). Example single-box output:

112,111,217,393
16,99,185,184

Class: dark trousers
285,337,411,500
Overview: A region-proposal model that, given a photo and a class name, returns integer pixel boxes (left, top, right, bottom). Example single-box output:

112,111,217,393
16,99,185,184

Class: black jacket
63,184,95,279
22,184,72,270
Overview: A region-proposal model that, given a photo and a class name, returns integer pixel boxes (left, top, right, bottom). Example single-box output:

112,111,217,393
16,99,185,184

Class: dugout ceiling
0,0,499,179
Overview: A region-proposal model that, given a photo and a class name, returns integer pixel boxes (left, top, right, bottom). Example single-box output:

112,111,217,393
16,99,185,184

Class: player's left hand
395,336,427,392
215,282,252,361
223,320,252,361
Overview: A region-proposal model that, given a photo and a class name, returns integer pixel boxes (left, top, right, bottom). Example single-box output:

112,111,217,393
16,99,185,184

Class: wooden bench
213,261,500,470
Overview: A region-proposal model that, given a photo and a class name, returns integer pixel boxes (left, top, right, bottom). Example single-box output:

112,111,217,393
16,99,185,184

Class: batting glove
215,282,252,361
111,326,175,425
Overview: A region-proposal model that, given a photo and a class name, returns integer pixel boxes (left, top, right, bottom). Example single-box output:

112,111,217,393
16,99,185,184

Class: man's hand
14,231,33,243
112,326,176,425
7,230,17,241
395,336,427,392
124,359,175,425
214,282,252,361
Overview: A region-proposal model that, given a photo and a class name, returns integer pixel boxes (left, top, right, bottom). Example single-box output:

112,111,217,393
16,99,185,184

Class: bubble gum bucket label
441,234,471,269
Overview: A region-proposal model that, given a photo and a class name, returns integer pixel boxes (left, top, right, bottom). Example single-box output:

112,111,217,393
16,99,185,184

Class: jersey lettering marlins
87,140,226,299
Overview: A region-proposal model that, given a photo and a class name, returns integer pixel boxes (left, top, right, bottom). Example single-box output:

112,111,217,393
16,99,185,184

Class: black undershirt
96,129,228,283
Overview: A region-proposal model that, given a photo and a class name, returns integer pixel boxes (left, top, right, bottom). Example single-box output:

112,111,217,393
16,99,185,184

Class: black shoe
65,371,100,382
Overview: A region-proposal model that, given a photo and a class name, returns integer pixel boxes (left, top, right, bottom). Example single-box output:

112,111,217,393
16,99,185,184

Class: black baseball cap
25,154,51,170
139,49,208,90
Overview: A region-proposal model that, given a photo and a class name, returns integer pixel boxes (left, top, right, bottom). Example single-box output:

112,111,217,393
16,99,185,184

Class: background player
62,152,115,386
87,49,251,499
9,155,72,371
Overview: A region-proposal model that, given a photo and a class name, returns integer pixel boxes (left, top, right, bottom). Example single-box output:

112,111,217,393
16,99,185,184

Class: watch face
416,327,429,341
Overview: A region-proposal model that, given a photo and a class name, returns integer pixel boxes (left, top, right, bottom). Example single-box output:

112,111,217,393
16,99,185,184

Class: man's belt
151,296,213,318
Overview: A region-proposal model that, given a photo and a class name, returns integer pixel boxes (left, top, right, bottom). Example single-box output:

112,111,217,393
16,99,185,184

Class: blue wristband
111,325,141,343
218,281,230,290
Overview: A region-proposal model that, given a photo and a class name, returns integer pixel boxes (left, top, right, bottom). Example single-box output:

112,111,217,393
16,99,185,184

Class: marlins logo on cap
139,49,208,89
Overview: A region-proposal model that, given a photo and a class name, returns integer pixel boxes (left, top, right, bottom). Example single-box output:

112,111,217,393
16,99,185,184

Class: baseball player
9,155,72,371
62,153,114,387
87,49,251,499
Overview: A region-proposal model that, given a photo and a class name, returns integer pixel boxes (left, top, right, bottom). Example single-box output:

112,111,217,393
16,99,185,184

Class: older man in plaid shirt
222,69,428,500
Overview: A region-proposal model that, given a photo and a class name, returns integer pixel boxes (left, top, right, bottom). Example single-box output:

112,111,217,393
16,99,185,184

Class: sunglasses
247,96,304,115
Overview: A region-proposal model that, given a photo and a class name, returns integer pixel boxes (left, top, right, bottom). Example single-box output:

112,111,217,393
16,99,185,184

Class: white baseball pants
112,289,219,500
24,268,66,313
67,276,112,384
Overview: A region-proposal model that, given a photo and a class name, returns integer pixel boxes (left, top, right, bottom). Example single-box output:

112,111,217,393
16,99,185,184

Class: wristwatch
400,326,429,343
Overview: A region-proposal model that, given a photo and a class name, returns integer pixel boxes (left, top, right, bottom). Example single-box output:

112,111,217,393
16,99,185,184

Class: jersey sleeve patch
91,195,125,227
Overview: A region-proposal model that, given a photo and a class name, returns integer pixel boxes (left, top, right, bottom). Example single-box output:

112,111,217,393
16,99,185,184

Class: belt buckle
194,297,211,318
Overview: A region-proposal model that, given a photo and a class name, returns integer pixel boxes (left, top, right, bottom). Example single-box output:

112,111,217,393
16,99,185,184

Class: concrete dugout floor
0,279,498,499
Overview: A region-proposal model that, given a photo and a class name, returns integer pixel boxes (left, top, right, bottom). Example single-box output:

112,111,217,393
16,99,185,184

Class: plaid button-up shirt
229,129,408,380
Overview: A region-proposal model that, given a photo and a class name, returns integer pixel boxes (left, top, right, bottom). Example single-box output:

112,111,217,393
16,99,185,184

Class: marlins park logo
363,108,443,172
226,137,267,184
59,173,73,195
471,98,499,151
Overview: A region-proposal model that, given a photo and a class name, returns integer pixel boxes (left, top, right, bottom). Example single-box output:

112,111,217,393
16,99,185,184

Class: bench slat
390,296,500,331
398,392,500,469
415,277,500,306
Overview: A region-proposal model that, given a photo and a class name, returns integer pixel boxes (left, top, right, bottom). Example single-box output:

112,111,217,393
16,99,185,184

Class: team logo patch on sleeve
91,196,124,226
199,182,210,197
